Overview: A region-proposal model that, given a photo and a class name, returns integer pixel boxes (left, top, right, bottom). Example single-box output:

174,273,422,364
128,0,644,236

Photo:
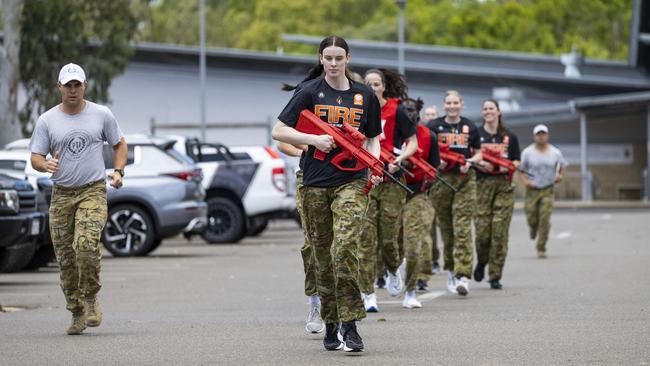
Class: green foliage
136,0,632,60
19,0,139,134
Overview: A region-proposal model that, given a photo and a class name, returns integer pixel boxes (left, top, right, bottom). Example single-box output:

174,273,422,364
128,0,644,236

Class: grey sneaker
306,303,325,334
387,270,403,297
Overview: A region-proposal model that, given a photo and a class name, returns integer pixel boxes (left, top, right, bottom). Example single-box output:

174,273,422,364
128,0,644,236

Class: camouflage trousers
403,192,434,292
300,179,368,323
358,179,406,294
474,175,515,281
524,186,555,253
431,170,477,279
295,171,317,297
418,205,439,282
49,180,107,315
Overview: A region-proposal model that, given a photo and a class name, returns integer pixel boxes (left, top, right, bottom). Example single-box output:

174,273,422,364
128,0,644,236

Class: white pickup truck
167,136,295,243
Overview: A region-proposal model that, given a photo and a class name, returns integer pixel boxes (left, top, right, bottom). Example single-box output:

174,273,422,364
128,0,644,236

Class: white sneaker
446,271,458,294
306,302,325,334
402,290,422,309
456,276,470,296
398,259,406,281
387,270,403,297
363,293,379,313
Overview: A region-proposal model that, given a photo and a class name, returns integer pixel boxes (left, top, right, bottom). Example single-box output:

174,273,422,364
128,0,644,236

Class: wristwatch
114,168,125,178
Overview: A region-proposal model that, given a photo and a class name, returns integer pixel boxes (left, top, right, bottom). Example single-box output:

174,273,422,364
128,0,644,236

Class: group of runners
273,35,567,353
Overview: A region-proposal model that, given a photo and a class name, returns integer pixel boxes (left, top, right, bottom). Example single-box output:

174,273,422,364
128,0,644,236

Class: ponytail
282,35,351,92
365,68,409,100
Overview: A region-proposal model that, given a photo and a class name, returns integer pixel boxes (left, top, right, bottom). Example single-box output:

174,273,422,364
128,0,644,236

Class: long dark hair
483,99,506,136
282,35,352,91
364,68,409,100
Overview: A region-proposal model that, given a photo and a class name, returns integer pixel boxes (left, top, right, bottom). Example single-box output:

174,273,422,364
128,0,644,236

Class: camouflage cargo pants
358,180,406,294
524,186,555,253
295,170,317,297
49,180,107,315
418,199,439,282
301,179,368,323
431,170,477,279
474,175,515,281
403,192,434,292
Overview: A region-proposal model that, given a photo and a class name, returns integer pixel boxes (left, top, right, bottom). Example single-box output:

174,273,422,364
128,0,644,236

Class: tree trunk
0,0,23,148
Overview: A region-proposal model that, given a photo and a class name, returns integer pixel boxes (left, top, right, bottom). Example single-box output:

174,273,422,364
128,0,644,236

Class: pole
646,106,650,201
396,0,406,75
199,0,207,142
580,112,591,202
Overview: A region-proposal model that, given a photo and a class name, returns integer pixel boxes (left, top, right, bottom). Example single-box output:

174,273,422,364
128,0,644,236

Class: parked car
2,136,208,257
166,136,295,243
0,173,46,273
0,151,54,270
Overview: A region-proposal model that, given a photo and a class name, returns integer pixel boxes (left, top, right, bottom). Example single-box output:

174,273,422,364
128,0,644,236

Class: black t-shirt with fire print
476,125,521,179
426,116,481,174
278,77,382,187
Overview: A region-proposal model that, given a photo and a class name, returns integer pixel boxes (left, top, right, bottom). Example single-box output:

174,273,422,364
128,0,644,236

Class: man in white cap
29,63,127,335
519,124,567,258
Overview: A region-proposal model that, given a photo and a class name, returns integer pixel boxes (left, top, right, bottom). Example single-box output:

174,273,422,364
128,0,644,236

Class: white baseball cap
58,63,86,84
533,124,549,135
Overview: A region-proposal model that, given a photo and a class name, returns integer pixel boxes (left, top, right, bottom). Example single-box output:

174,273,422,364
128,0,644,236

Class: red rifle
438,142,480,171
405,148,457,192
379,147,415,179
481,146,534,184
295,110,413,195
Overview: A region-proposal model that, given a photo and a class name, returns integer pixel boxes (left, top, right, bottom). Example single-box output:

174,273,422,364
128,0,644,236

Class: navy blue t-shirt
278,77,382,187
476,126,521,179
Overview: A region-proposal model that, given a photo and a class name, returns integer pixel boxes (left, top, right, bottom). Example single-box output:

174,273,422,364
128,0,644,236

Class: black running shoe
323,323,343,351
490,280,503,290
416,279,428,292
375,277,386,289
473,263,485,282
340,321,364,352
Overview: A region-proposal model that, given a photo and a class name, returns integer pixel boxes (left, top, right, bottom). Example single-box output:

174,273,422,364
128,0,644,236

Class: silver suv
2,135,208,257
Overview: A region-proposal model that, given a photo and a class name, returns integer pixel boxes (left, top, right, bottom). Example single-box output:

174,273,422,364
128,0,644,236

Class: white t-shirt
520,144,567,189
29,101,124,188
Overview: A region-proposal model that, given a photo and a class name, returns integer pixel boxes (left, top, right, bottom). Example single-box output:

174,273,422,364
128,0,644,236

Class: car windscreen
102,145,135,169
165,146,196,165
0,159,27,171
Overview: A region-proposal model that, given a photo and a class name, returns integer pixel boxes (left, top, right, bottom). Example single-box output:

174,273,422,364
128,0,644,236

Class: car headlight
0,189,20,214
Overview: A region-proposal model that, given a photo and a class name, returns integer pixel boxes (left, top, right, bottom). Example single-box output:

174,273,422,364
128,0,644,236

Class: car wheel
102,204,155,257
24,244,55,270
246,217,268,237
201,196,245,244
146,238,163,254
0,240,37,273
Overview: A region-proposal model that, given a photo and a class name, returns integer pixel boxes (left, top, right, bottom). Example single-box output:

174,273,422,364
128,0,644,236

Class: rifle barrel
383,170,414,195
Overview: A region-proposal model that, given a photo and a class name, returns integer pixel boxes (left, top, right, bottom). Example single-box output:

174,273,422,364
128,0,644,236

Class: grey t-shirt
520,144,567,189
29,101,124,188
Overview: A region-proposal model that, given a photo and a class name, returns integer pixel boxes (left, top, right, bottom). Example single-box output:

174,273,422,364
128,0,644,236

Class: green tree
137,0,632,61
19,0,140,135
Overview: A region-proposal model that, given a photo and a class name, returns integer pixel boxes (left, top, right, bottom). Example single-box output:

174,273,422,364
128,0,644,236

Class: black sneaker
473,263,485,282
375,277,386,289
340,321,364,352
416,279,428,292
323,323,343,351
490,280,503,290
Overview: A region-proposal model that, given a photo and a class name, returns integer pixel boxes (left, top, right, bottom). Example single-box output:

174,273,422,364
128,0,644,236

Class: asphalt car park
1,210,648,365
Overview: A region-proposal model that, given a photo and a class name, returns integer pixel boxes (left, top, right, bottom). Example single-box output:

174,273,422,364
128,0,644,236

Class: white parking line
378,291,445,305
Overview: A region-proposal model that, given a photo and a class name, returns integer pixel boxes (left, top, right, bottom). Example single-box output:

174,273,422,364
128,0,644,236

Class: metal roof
572,90,650,109
281,34,650,89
